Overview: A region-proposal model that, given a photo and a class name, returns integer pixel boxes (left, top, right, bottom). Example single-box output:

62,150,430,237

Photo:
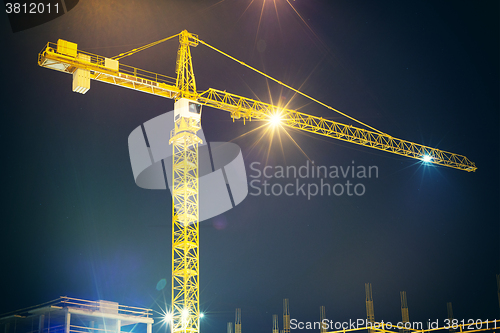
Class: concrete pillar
4,322,10,333
39,315,45,333
90,321,94,333
64,311,71,333
146,324,152,333
116,319,121,333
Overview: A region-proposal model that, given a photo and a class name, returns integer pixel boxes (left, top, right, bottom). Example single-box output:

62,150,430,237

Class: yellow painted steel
365,283,375,333
283,299,290,333
169,31,202,333
38,31,476,172
196,89,477,172
272,314,279,333
169,117,201,333
111,33,181,61
400,291,409,333
235,308,241,333
175,31,198,99
38,42,179,98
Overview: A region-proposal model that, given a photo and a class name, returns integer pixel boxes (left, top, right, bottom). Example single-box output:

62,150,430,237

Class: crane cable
111,33,181,61
198,38,386,135
108,32,386,135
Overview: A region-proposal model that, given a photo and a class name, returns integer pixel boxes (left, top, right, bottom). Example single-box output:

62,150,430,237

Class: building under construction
0,297,153,333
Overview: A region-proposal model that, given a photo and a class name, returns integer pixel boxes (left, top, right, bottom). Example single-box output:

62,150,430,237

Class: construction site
1,289,499,333
1,2,498,333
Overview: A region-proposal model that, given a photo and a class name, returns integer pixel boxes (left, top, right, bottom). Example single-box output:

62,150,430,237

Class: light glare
422,155,432,162
269,113,282,126
199,313,204,318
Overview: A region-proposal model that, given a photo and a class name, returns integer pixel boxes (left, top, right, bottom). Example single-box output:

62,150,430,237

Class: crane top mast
176,30,199,99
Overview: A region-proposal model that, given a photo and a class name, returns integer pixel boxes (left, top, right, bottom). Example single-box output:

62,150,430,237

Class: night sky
1,1,499,333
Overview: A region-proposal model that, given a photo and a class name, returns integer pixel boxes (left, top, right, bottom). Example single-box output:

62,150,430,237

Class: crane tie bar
197,38,386,135
111,33,181,61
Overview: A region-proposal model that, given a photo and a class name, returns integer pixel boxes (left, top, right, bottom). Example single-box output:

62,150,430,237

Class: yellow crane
38,30,477,333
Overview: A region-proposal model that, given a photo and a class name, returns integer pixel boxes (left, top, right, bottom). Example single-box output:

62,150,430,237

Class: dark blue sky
1,1,498,333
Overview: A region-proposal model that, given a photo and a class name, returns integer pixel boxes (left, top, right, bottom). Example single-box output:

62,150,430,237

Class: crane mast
170,31,202,333
37,30,478,333
169,100,201,333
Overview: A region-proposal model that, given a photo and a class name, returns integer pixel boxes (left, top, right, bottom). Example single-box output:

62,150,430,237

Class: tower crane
38,30,477,333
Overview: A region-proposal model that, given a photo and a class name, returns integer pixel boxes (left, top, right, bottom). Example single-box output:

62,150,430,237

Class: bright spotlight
269,113,282,126
163,311,173,324
199,313,204,318
182,308,189,320
422,154,432,162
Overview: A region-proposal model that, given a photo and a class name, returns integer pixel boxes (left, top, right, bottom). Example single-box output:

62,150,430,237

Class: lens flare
182,308,189,320
269,112,282,126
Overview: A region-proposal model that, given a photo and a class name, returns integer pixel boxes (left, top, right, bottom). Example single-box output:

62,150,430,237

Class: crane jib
38,34,476,172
